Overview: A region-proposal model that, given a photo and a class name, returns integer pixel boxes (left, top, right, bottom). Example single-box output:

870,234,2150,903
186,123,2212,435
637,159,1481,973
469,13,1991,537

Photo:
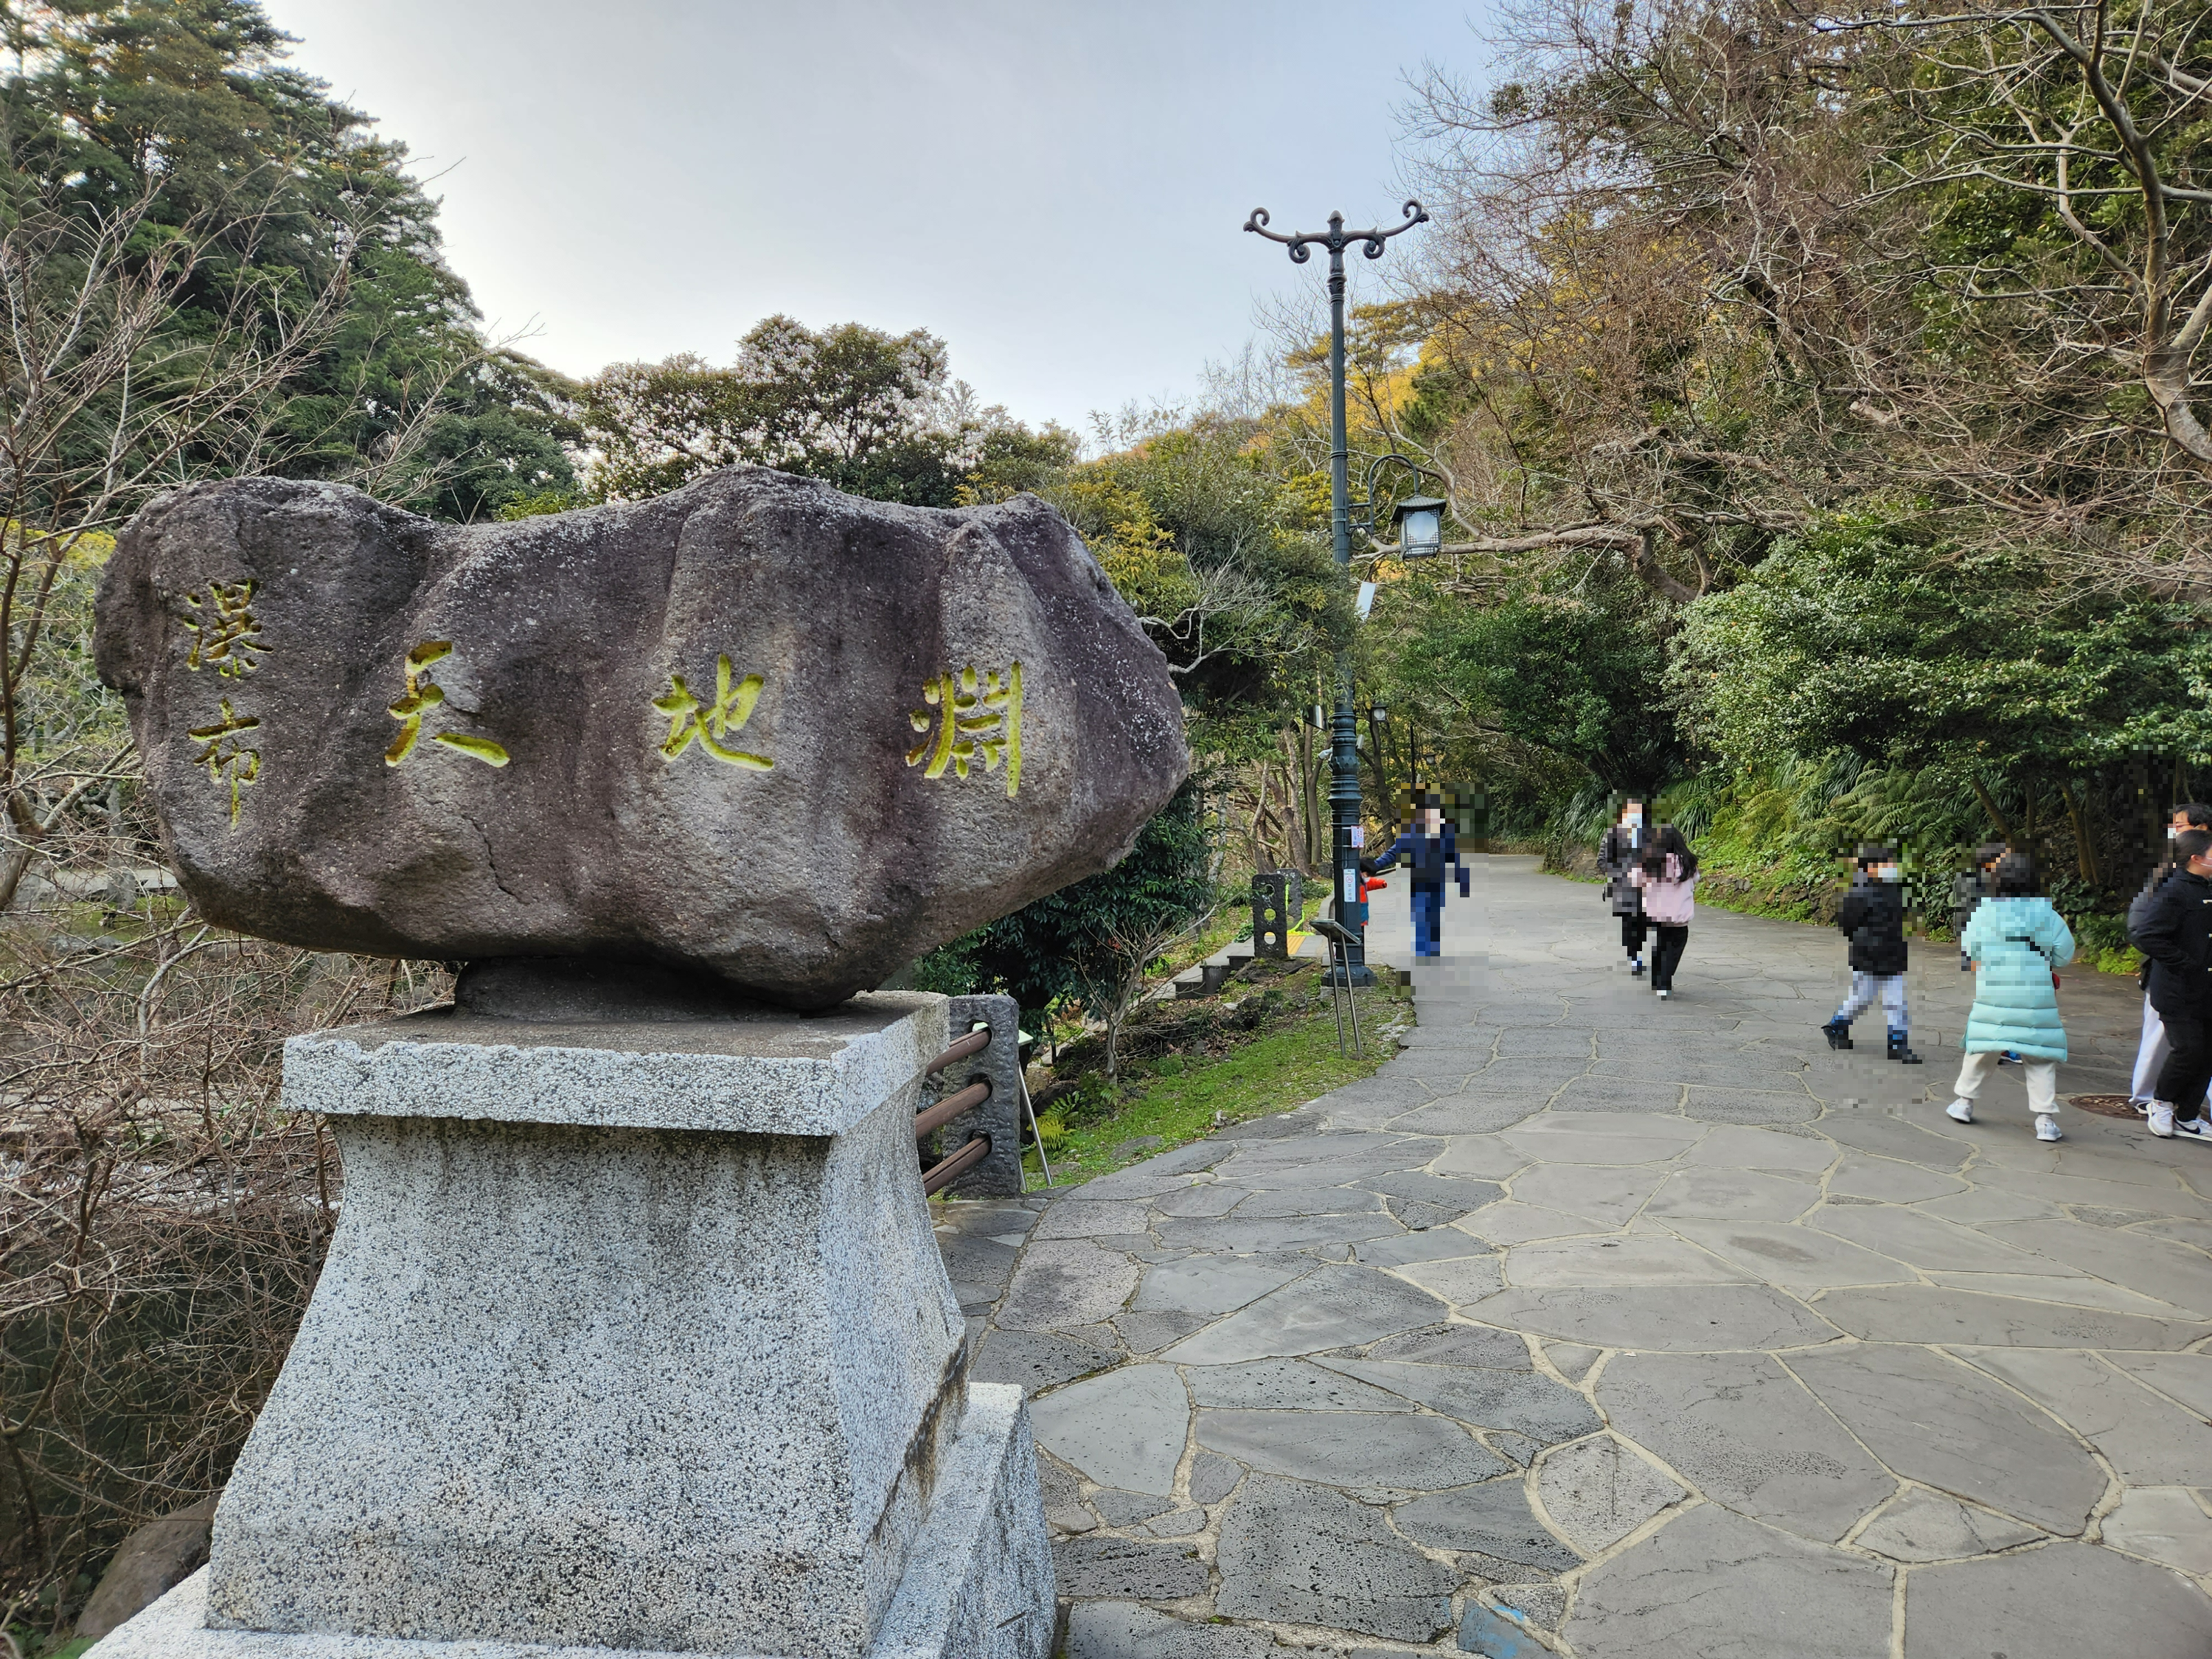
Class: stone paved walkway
935,857,2212,1657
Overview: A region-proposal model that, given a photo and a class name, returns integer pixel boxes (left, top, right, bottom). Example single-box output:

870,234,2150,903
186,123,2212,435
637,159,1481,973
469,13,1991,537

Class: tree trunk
2059,779,2100,887
1968,776,2013,844
1364,706,1392,824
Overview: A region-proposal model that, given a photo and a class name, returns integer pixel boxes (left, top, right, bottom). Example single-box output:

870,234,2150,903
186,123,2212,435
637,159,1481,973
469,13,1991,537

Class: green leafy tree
1044,417,1338,757
411,350,584,523
4,0,558,513
1391,584,1683,801
963,779,1216,1077
1673,512,2212,886
582,316,975,504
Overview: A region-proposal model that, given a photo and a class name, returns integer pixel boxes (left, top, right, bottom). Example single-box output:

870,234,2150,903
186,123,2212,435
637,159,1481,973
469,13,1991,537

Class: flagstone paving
933,856,2212,1656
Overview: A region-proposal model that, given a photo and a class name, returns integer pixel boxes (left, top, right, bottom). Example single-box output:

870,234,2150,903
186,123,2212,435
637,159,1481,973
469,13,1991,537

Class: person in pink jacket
1631,826,1698,1000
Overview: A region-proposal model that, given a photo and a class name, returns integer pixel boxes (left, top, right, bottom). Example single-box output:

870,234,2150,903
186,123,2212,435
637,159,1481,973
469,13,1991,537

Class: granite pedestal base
86,1383,1051,1659
87,990,1054,1659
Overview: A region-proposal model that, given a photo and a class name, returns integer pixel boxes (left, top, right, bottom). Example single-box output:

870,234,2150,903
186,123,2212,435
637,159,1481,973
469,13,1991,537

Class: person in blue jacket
1945,850,2077,1143
1366,792,1472,959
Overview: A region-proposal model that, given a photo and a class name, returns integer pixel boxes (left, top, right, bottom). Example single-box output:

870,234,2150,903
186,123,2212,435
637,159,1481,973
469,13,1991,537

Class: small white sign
1342,869,1358,902
1351,826,1366,849
1356,581,1377,621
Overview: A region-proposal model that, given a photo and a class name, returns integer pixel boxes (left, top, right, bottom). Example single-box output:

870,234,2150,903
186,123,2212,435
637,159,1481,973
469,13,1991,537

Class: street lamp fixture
1392,496,1448,559
1246,199,1427,986
1371,704,1388,723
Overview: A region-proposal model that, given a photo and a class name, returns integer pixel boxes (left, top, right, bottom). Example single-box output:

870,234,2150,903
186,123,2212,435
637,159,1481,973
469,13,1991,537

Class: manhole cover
2069,1093,2140,1119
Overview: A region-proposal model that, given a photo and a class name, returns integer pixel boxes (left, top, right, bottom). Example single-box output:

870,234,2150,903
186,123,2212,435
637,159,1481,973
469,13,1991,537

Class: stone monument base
88,1382,1051,1659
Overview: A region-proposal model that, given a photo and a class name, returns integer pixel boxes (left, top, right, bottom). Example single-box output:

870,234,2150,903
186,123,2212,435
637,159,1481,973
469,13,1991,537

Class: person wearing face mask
1945,851,2077,1141
2130,825,2212,1142
2126,804,2212,1116
1821,844,1921,1062
1597,799,1649,976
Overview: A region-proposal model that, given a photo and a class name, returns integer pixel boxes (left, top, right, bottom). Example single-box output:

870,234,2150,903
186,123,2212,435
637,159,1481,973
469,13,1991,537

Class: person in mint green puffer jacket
1947,852,2076,1141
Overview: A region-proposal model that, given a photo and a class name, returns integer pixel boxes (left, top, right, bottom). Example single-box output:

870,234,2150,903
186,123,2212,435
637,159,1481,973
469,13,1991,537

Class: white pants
1837,972,1907,1030
1955,1049,2057,1115
2132,994,2169,1101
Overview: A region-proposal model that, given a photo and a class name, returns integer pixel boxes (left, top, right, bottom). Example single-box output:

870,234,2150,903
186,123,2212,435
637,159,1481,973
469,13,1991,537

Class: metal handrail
913,1079,990,1141
924,1029,992,1075
921,1133,990,1195
917,1021,996,1194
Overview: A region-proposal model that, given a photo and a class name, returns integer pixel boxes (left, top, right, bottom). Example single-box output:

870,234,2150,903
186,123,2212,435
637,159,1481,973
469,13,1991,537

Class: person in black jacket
1821,844,1921,1062
1596,799,1649,975
2130,826,2212,1141
2128,802,2212,1113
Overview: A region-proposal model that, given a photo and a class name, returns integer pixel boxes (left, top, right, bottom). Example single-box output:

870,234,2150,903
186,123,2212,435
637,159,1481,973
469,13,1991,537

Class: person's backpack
2129,869,2174,950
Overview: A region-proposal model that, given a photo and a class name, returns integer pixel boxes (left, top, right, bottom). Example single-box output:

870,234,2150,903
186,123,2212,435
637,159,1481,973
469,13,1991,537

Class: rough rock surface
75,1498,217,1642
94,470,1187,1007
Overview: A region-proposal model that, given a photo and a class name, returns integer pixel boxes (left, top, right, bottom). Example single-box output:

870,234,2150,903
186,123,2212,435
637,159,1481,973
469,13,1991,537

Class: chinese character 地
189,698,260,826
181,579,267,677
385,641,510,768
654,655,773,771
906,662,1022,797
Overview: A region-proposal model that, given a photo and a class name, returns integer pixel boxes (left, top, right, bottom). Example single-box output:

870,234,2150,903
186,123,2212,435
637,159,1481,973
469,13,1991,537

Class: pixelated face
2172,809,2194,834
1621,799,1644,823
1418,807,1442,835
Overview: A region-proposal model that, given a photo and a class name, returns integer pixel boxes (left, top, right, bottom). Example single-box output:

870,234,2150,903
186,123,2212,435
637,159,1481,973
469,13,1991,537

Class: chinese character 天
907,662,1022,797
181,579,267,678
653,655,773,771
189,698,261,825
385,641,510,768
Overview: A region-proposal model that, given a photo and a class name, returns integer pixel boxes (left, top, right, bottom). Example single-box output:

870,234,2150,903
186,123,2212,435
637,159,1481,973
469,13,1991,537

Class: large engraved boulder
94,470,1189,1008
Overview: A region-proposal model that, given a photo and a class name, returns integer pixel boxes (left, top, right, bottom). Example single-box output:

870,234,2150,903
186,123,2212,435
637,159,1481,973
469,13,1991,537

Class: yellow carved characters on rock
654,655,773,771
189,698,261,825
907,662,1022,797
181,579,267,678
385,642,510,768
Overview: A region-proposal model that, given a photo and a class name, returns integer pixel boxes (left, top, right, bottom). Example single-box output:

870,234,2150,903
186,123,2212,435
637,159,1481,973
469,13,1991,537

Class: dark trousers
2154,1009,2212,1114
1411,885,1442,958
1652,924,1688,992
1619,913,1647,956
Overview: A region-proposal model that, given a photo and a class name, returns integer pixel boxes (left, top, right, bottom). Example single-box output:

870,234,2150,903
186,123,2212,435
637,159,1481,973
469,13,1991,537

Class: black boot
1821,1018,1853,1051
1888,1029,1922,1064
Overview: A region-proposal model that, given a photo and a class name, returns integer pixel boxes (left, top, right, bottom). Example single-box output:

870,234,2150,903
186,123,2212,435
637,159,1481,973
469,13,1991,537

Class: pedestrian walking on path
2128,802,2212,1114
1822,844,1922,1062
1946,851,2077,1142
2130,825,2212,1142
1596,799,1648,976
1366,792,1472,959
1630,826,1697,999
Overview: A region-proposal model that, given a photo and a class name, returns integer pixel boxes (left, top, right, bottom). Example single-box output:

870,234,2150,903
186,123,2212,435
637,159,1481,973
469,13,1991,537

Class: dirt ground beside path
938,856,2212,1658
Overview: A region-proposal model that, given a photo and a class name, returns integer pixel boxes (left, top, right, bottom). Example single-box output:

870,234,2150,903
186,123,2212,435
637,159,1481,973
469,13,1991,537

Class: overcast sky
258,0,1492,435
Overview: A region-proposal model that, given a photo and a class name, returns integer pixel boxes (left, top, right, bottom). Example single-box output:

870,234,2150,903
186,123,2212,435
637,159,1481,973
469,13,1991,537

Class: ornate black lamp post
1245,200,1427,983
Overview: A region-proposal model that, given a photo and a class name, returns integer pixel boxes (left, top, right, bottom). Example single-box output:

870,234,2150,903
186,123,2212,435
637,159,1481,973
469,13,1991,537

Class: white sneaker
2036,1116,2062,1142
2174,1116,2212,1144
1657,988,1670,1000
2150,1102,2177,1138
1946,1099,1974,1124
